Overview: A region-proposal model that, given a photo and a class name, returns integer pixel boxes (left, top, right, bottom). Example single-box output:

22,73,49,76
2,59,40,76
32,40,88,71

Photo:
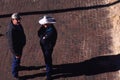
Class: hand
15,56,21,58
43,36,45,39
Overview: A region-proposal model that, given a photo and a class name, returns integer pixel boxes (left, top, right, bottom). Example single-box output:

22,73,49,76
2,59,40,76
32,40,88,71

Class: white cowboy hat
39,15,56,25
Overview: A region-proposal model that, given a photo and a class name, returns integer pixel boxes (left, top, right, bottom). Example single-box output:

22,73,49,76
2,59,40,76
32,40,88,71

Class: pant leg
43,49,53,79
12,56,21,77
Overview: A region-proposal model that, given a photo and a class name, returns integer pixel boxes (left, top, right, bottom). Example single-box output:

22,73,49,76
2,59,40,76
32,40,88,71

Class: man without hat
6,13,26,79
38,15,57,80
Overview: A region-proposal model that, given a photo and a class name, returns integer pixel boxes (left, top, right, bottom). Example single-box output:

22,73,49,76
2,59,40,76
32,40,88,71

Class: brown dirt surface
0,0,120,80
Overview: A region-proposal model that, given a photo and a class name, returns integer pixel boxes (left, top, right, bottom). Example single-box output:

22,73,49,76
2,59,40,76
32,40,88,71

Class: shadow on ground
19,54,120,80
19,66,45,71
0,0,120,18
19,66,46,80
52,54,120,79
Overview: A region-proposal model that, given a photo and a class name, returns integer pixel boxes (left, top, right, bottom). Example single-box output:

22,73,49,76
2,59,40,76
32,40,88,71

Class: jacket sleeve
6,27,17,56
38,26,45,39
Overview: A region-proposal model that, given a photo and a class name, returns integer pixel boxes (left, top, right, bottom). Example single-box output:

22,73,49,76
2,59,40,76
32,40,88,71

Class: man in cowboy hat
38,15,57,80
6,13,26,79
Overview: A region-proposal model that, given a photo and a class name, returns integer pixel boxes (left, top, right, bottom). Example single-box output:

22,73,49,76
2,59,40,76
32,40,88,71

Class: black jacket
38,24,57,50
6,22,26,56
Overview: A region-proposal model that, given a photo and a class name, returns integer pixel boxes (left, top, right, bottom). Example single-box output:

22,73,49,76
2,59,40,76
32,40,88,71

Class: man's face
43,24,51,28
12,18,21,25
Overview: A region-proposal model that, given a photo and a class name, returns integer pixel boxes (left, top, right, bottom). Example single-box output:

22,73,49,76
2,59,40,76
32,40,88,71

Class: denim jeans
42,48,53,79
12,56,21,77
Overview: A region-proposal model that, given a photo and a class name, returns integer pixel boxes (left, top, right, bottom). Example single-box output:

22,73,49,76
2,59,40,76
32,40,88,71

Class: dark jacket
38,24,57,50
6,22,26,56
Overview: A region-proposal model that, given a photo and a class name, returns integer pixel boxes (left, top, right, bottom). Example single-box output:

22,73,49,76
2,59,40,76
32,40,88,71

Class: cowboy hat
11,13,21,19
39,15,56,25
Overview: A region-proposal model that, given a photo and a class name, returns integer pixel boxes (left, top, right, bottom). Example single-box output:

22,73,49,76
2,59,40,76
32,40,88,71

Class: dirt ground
0,0,120,80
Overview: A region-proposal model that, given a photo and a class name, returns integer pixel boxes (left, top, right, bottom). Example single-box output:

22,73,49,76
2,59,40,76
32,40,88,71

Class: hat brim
39,17,56,25
39,21,56,25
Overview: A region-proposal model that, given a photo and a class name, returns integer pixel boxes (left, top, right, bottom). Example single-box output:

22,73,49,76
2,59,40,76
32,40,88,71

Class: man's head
11,13,21,25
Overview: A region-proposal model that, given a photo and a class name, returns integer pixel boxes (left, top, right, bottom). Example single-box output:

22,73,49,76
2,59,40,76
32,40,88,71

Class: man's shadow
52,54,120,79
19,66,44,71
19,54,120,80
0,0,120,18
19,66,46,80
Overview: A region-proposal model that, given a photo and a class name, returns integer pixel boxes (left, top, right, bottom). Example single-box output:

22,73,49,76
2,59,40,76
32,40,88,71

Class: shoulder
48,26,56,32
8,22,14,29
38,26,45,31
47,26,53,31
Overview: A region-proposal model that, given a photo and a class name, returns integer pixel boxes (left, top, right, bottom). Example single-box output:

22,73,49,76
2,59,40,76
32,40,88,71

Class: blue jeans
42,48,53,79
12,56,21,77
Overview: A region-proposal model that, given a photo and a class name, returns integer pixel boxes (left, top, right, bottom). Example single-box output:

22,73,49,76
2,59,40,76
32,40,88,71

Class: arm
42,27,53,40
38,26,45,38
7,27,20,57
